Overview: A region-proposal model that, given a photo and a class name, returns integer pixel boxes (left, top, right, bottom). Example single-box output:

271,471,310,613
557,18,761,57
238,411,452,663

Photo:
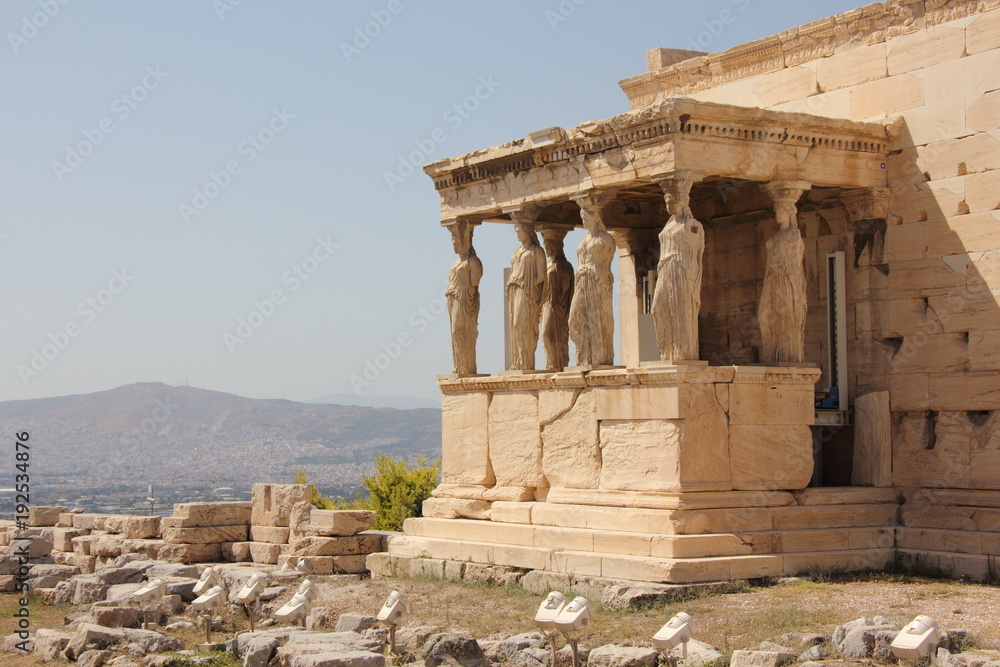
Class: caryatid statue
758,181,810,364
651,172,704,362
540,226,574,372
568,192,616,367
505,208,546,371
445,220,483,375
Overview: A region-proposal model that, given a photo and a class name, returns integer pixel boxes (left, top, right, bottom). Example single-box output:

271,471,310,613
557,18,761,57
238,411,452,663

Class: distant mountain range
309,393,440,410
0,383,441,495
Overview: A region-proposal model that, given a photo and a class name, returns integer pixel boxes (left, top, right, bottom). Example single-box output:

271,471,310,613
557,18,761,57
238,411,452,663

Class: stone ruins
378,0,1000,584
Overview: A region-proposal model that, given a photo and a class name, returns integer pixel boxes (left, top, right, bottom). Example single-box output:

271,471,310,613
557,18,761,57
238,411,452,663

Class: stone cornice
437,365,821,394
618,0,999,108
424,96,889,195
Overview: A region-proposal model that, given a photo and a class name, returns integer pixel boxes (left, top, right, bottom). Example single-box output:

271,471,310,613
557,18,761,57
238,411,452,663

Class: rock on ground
423,631,487,667
588,645,659,667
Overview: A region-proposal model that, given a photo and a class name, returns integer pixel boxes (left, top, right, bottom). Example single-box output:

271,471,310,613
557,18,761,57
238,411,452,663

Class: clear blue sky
0,0,863,404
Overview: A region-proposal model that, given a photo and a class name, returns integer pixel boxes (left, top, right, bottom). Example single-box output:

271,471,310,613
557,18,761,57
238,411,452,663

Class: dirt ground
2,573,998,666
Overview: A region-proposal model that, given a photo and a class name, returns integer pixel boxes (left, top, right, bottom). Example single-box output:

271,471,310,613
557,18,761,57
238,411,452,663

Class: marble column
613,227,658,369
758,180,811,364
443,218,483,375
504,205,546,371
568,191,616,367
651,170,704,363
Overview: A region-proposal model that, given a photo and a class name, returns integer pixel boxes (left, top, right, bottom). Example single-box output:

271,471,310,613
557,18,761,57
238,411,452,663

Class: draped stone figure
759,182,810,363
651,174,704,362
445,222,483,375
568,193,616,367
540,228,574,371
505,215,546,370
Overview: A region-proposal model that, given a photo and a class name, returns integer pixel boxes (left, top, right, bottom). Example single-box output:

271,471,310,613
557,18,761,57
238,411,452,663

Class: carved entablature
619,0,987,108
425,97,891,221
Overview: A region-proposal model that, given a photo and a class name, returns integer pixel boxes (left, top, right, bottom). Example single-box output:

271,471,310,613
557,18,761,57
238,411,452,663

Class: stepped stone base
382,487,899,584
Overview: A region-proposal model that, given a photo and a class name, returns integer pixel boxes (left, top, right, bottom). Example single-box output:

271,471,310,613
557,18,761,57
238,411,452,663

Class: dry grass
2,573,999,666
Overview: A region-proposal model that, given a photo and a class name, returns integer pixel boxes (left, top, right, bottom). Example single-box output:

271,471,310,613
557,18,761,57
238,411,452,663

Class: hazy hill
0,383,441,492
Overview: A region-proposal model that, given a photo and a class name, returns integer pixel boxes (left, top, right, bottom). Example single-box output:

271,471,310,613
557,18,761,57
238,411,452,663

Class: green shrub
294,453,440,531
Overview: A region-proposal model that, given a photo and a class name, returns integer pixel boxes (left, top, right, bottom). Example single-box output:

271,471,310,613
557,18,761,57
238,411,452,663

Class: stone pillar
613,228,658,368
759,180,811,364
540,224,575,372
443,218,483,375
650,170,704,363
568,191,617,367
841,187,891,268
503,205,546,371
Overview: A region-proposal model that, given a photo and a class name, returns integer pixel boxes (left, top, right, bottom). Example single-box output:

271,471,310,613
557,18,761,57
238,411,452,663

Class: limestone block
156,542,222,564
291,534,383,556
966,170,1000,213
895,100,970,149
51,528,88,552
57,512,74,527
599,419,682,492
730,384,812,425
161,524,248,545
772,88,851,120
250,483,312,527
897,549,991,580
279,554,369,574
169,501,251,527
918,48,1000,104
817,43,887,92
249,525,290,544
754,66,818,107
441,392,493,485
28,506,65,527
71,514,108,531
90,536,127,558
773,504,899,531
482,486,534,501
851,397,894,488
927,372,1000,411
541,388,600,489
729,425,812,491
730,650,796,667
488,391,544,487
289,501,311,542
890,177,966,224
887,24,966,76
249,542,281,564
651,533,751,558
588,645,659,667
896,527,985,554
306,510,376,537
221,541,252,562
689,77,757,107
487,501,534,524
967,90,1000,133
888,333,969,374
103,516,161,540
902,503,1000,532
967,8,1000,54
851,74,924,120
595,385,682,420
421,497,491,520
922,133,1000,180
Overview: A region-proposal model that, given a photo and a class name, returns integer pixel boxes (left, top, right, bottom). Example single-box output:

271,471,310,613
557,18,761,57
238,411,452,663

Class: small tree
292,454,440,531
363,453,440,531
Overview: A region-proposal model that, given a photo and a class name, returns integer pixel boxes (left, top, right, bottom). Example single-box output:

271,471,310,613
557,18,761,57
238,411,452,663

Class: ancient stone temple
374,0,1000,584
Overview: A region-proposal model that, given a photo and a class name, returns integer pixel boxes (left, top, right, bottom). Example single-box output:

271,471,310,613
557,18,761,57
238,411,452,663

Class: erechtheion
373,0,1000,584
